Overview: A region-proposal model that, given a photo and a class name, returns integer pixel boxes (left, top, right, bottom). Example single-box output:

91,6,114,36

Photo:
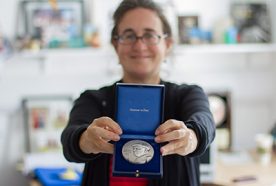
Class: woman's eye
143,33,155,39
125,34,136,40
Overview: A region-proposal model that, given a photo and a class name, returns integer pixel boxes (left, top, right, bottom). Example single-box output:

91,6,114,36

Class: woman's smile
130,54,151,59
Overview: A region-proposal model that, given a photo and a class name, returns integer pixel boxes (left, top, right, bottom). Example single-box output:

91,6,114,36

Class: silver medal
122,140,154,164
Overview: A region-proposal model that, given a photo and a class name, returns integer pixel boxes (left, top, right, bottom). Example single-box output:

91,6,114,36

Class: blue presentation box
112,83,165,178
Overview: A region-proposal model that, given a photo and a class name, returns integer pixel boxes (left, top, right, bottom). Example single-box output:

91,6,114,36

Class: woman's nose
132,38,148,50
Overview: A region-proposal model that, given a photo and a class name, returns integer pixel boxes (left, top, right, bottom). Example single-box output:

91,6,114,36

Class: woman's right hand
79,117,122,154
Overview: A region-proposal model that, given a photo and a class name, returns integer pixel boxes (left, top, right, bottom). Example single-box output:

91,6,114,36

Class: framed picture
21,0,85,47
208,92,232,151
230,3,271,43
178,15,199,44
22,95,73,153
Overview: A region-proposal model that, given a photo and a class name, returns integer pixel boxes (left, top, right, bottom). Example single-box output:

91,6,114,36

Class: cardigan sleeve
178,85,216,157
61,90,104,163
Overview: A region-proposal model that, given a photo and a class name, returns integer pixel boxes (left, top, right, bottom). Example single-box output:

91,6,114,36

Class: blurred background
0,0,276,185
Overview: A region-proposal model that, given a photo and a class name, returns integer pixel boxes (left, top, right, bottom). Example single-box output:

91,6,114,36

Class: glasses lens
120,33,136,44
142,33,159,45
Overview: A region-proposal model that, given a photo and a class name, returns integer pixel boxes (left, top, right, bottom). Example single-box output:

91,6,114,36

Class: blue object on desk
34,168,82,186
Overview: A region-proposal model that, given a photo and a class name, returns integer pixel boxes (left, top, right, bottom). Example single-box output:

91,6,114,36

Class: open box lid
115,83,165,136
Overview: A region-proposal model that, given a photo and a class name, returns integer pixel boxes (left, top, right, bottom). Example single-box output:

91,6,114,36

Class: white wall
1,48,276,185
271,0,276,42
0,0,19,39
0,0,276,185
168,51,276,150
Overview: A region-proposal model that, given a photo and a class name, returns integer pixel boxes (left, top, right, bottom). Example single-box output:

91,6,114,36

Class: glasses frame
114,33,168,45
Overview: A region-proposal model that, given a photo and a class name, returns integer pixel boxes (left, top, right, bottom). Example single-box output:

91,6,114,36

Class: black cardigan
61,81,215,186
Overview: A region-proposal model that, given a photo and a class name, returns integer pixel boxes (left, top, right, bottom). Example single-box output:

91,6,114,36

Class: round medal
122,140,154,164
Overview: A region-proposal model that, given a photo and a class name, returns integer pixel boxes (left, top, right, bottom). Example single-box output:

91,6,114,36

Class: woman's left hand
154,119,198,156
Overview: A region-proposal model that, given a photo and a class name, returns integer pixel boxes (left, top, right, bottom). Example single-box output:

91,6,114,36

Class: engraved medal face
122,140,154,164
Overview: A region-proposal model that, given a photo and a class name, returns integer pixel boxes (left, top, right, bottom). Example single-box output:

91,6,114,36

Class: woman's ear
112,39,121,64
165,37,174,56
112,39,118,51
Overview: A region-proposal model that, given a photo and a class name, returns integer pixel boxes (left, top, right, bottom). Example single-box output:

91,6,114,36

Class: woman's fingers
155,128,187,143
80,117,122,154
93,138,114,154
155,119,197,156
160,134,192,156
95,126,121,142
93,117,122,135
155,119,186,135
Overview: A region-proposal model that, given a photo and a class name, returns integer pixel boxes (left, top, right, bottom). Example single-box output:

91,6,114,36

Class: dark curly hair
111,0,172,42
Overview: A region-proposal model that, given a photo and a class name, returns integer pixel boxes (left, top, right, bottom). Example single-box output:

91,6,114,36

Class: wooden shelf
16,47,115,59
173,43,276,54
3,44,276,66
5,43,276,63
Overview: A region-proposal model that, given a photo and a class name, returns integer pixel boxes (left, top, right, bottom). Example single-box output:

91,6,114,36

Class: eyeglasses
114,32,168,45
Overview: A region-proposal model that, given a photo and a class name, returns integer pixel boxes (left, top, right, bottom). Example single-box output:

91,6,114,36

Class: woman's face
113,8,172,83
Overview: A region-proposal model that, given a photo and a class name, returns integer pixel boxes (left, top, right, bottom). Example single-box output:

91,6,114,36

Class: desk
29,179,41,186
210,151,276,186
27,152,276,186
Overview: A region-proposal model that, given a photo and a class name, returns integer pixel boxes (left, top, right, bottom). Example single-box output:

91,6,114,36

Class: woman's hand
79,117,122,154
155,119,198,156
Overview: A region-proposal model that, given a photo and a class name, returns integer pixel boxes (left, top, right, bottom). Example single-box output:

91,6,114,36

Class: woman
61,0,215,185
